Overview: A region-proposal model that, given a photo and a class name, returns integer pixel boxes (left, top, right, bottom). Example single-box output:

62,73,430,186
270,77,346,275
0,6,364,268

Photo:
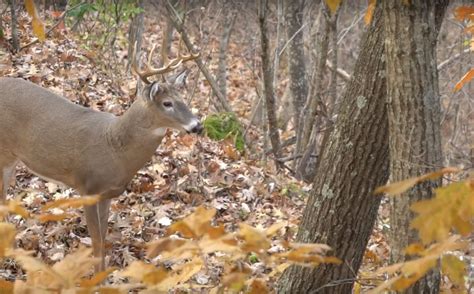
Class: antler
131,36,200,84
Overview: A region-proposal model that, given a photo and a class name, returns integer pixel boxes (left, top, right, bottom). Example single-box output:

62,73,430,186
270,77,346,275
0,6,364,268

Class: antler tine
131,35,201,82
131,41,152,84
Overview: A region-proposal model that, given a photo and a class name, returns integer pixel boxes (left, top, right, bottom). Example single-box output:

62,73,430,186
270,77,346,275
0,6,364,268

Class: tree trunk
217,4,236,100
127,0,144,77
259,0,281,162
9,0,19,52
277,5,389,293
285,0,308,170
383,1,448,293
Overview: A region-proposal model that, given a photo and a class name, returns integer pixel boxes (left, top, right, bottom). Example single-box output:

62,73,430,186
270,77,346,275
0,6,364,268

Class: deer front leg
0,161,16,204
84,198,111,272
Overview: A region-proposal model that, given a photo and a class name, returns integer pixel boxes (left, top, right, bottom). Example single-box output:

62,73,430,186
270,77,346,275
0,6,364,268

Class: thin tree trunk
9,0,19,52
327,8,339,116
383,1,448,293
299,7,330,159
285,0,308,171
296,20,329,179
127,0,145,94
217,5,236,100
277,5,388,293
259,0,280,163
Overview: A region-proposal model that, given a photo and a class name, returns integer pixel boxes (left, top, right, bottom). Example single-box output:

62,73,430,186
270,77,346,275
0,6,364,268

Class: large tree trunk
277,5,388,293
383,1,448,293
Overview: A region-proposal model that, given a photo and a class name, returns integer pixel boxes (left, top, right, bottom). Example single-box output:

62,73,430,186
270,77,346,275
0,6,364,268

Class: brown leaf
364,0,376,25
324,0,342,15
454,69,474,92
80,267,117,288
0,279,14,293
248,278,268,294
374,167,459,196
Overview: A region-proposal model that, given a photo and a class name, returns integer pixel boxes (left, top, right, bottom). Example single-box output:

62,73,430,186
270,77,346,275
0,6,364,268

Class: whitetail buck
0,41,202,272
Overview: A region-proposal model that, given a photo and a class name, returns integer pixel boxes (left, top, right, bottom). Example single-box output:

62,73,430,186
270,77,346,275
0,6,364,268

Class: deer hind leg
0,159,16,204
84,198,111,273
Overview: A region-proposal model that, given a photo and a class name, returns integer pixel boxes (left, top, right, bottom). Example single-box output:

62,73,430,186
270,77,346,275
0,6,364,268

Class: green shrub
203,112,245,152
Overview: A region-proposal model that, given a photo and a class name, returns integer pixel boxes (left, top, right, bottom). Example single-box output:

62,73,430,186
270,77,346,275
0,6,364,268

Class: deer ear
148,82,161,101
169,69,188,89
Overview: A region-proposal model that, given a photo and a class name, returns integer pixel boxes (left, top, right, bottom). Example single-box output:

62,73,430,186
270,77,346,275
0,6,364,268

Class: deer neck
107,100,165,167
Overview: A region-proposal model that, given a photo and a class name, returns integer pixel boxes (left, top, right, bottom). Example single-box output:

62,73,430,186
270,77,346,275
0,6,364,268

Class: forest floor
0,6,469,292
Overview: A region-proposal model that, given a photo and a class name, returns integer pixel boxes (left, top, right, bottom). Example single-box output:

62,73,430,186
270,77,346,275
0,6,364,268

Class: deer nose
191,122,203,134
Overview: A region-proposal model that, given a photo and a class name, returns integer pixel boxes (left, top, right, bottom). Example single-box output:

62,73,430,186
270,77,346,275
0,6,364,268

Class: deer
0,39,202,273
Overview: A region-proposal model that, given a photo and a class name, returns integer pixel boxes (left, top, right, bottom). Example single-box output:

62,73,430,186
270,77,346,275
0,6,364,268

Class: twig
278,22,308,58
20,2,86,51
276,154,318,163
437,48,471,71
165,0,233,113
326,60,350,81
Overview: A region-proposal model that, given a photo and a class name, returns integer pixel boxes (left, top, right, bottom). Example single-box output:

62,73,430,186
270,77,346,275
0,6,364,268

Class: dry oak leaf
374,167,459,196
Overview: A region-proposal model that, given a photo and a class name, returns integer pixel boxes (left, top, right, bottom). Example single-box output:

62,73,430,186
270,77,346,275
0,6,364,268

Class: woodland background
0,0,472,293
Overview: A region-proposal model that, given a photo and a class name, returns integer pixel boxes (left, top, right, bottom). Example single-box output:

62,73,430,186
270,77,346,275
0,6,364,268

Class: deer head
132,37,202,134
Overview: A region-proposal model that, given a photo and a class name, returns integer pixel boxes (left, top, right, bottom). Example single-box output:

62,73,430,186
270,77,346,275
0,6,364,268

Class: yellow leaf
324,0,342,15
454,68,474,92
268,263,290,278
374,167,459,196
7,200,30,218
410,180,473,244
37,212,75,223
167,206,216,238
353,281,361,294
24,0,45,41
222,272,249,292
143,268,169,285
364,0,376,25
441,254,466,288
168,220,196,238
120,261,167,285
238,223,270,253
149,258,203,291
404,243,425,256
52,247,97,287
392,275,421,291
146,237,187,258
265,222,286,237
79,267,117,287
0,223,16,257
42,195,101,211
200,235,240,255
367,276,399,294
12,250,65,288
275,243,339,266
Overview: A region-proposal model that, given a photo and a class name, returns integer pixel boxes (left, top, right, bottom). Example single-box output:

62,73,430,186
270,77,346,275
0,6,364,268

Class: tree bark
259,0,281,162
277,5,388,293
9,0,19,52
217,4,236,100
383,1,448,293
285,0,308,170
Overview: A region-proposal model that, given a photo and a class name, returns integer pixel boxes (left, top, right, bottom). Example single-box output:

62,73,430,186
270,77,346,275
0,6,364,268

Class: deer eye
163,101,173,108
